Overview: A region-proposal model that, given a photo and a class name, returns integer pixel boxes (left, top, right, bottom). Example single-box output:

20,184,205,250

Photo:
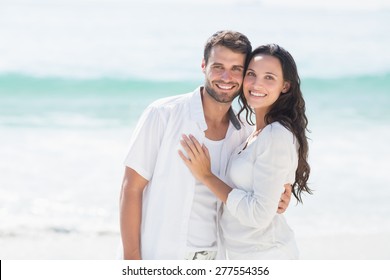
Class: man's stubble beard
203,80,241,104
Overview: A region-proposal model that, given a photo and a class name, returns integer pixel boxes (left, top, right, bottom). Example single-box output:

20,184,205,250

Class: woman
179,44,311,259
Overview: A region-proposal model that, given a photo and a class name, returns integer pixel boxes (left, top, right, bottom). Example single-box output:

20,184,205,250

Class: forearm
119,167,148,260
120,186,143,260
202,174,232,204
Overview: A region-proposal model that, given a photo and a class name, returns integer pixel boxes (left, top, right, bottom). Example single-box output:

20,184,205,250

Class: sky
0,0,389,79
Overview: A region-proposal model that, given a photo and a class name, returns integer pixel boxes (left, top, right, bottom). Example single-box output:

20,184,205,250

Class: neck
201,87,231,141
254,108,267,131
201,87,231,124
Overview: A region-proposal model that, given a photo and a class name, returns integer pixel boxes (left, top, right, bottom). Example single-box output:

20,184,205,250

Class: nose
252,77,263,87
221,70,232,81
246,77,263,91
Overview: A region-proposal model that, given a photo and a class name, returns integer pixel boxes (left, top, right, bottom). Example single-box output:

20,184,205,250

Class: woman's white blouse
221,122,299,259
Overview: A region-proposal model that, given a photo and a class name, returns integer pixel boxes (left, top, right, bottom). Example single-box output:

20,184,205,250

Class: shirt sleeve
225,124,297,229
123,104,166,181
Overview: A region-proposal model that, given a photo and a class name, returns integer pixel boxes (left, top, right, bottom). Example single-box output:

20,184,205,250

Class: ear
282,81,291,93
201,59,206,73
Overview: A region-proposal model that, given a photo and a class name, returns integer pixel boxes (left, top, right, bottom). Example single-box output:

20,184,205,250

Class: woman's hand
277,184,292,214
178,134,213,183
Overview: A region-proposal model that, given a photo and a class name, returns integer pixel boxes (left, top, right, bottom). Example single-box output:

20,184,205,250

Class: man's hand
277,184,292,214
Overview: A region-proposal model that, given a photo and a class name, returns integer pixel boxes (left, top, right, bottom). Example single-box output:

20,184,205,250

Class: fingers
180,134,205,160
180,134,210,168
277,184,292,214
181,134,199,155
284,183,292,195
189,134,203,151
178,150,195,172
282,184,292,205
277,200,288,214
185,134,204,154
180,136,197,161
280,191,291,203
178,150,190,164
202,144,210,160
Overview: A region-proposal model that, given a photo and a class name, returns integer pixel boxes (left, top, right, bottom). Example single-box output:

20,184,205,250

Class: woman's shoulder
263,121,291,134
261,122,295,144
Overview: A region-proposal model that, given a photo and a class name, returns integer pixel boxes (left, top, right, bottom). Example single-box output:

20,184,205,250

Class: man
119,30,291,260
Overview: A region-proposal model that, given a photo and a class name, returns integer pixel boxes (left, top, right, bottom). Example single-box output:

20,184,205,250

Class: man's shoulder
150,93,189,107
149,87,200,110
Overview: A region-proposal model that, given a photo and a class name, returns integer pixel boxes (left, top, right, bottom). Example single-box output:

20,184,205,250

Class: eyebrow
265,71,278,77
247,68,278,77
212,62,244,69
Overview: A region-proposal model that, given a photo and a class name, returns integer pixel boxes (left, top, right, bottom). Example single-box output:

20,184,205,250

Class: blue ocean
0,0,389,259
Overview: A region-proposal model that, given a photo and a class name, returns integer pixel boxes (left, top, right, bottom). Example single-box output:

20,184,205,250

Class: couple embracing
119,30,311,260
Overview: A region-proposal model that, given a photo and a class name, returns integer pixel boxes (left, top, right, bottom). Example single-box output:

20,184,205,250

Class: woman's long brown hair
238,44,312,203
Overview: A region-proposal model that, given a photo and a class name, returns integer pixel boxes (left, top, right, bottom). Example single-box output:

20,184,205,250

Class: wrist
123,248,141,260
201,173,215,186
124,252,141,260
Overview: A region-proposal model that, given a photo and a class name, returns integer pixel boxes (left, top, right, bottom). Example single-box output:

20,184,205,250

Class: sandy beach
1,231,389,260
297,233,390,260
0,233,121,260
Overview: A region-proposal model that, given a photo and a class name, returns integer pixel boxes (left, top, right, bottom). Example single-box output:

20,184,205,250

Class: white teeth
250,91,266,97
217,84,234,90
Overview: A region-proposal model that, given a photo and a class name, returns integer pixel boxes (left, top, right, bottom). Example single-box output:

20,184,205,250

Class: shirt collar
189,86,242,132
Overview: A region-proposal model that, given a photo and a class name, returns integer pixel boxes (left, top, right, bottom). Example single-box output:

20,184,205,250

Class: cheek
270,90,283,102
243,76,254,88
242,80,252,97
232,71,245,80
269,82,285,93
